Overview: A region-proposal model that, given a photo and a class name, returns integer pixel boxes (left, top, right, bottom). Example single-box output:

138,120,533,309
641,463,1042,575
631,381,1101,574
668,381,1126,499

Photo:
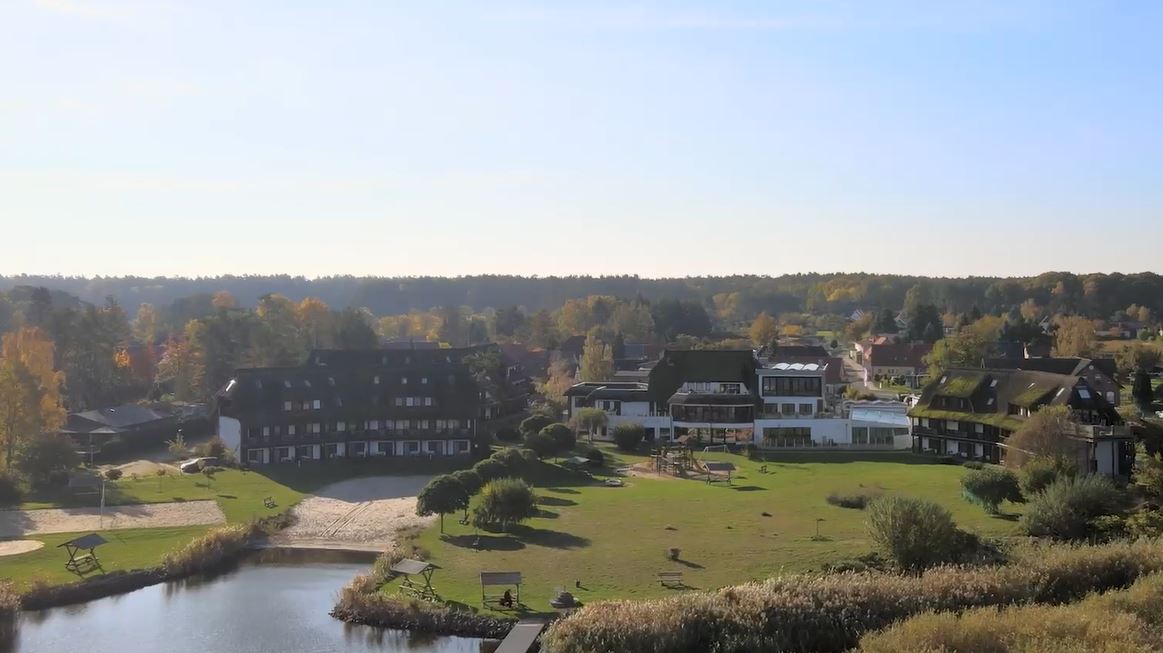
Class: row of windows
249,439,471,463
680,382,743,394
762,427,812,448
760,376,822,397
248,418,471,439
912,417,986,434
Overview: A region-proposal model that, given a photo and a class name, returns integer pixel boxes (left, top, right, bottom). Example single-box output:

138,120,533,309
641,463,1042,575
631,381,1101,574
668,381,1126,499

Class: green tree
1053,316,1097,357
1021,475,1127,540
472,458,508,483
472,478,538,531
1132,370,1154,411
494,305,527,339
908,304,943,343
17,435,79,488
1133,443,1163,503
1005,405,1085,470
437,304,468,347
416,474,470,533
612,423,645,452
520,414,554,438
874,308,899,334
132,302,160,345
523,431,557,460
925,315,1004,377
335,308,379,349
540,423,575,453
572,407,608,443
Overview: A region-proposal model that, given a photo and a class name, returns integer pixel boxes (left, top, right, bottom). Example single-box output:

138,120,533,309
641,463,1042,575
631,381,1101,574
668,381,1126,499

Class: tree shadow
443,534,525,551
216,494,238,499
674,558,704,569
509,525,591,549
545,487,580,495
729,485,766,492
537,495,578,507
536,509,559,519
991,512,1020,522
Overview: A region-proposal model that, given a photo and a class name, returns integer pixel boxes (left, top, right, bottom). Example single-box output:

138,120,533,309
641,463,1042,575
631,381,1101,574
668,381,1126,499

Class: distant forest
1,272,1161,320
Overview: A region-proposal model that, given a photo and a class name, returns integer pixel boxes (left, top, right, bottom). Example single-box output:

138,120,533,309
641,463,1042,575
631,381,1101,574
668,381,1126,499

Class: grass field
385,448,1021,615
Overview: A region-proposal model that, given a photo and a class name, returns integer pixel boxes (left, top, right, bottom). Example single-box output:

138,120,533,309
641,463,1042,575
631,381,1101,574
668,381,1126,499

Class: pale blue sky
2,1,1160,278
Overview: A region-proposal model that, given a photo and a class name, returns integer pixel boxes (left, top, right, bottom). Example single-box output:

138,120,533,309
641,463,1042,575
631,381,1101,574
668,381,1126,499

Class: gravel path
274,475,435,552
0,501,226,537
0,540,45,556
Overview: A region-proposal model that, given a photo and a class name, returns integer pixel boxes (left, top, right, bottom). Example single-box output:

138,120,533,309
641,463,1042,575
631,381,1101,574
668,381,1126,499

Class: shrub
0,473,22,506
612,423,646,452
104,468,124,481
827,490,880,510
472,478,538,531
961,466,1022,513
541,423,576,453
1022,475,1128,540
1126,509,1163,539
1020,457,1072,496
542,539,1163,653
472,458,507,482
520,414,555,438
416,474,470,533
197,435,228,459
744,443,761,460
449,468,482,495
523,432,557,460
585,447,604,467
491,448,530,474
866,496,962,571
963,460,984,470
17,435,80,488
494,427,520,443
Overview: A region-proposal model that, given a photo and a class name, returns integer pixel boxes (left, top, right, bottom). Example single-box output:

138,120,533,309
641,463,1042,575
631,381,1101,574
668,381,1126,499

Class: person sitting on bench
500,589,514,608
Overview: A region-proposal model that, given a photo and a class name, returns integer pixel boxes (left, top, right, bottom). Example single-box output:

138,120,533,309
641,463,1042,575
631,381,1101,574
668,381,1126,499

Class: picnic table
59,532,107,574
391,558,439,601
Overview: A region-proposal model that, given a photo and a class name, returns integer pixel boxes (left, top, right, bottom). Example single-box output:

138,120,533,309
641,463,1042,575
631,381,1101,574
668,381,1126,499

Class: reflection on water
5,551,497,653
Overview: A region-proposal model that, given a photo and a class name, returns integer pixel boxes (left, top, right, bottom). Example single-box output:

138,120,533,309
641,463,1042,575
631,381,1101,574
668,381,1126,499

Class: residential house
61,404,182,460
908,368,1130,476
984,357,1121,406
863,342,933,388
216,345,528,466
566,349,910,449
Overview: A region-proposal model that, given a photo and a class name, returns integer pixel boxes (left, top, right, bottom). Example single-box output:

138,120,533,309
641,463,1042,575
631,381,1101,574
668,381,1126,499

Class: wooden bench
657,571,683,588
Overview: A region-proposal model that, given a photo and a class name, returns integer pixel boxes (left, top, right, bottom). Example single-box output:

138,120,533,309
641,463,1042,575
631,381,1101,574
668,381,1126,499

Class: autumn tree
578,333,614,382
1005,405,1084,470
610,302,654,342
335,308,379,349
295,297,332,349
0,328,66,469
133,302,160,345
155,336,203,401
437,304,468,346
1115,343,1162,378
494,305,527,339
1053,316,1096,357
211,290,238,310
538,356,575,413
749,312,777,347
844,312,875,342
925,315,1004,377
252,294,306,366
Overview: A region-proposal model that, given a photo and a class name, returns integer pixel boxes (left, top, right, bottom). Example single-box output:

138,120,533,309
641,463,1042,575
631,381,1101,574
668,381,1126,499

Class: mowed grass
391,449,1022,615
1,526,210,590
2,469,309,587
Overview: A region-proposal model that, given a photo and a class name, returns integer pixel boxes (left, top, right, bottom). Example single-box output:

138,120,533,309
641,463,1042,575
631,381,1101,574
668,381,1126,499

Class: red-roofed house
863,342,933,389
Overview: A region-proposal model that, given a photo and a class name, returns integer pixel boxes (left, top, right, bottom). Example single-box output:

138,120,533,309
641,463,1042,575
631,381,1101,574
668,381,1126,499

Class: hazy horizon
4,1,1161,278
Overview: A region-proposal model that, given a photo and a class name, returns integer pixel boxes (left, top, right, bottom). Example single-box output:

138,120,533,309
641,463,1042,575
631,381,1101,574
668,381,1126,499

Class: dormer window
939,375,947,384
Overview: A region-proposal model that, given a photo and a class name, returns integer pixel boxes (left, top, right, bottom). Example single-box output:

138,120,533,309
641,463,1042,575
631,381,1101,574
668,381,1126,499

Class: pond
3,550,496,653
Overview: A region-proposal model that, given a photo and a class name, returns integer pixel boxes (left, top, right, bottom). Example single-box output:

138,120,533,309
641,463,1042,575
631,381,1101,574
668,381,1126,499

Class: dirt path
273,475,435,552
0,501,226,537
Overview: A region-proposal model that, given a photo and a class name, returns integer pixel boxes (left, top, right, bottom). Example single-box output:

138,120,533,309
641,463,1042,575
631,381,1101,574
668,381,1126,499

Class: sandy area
0,539,45,556
110,460,182,477
0,501,226,538
274,475,435,551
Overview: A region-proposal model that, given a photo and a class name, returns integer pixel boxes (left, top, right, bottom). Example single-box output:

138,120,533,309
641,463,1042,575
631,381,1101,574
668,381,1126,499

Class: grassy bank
388,449,1020,614
542,538,1163,653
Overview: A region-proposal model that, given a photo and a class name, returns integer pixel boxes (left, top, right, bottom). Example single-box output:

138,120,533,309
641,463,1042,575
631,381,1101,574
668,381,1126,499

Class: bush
103,468,124,481
612,423,646,452
472,458,507,482
491,447,530,472
541,423,576,453
1022,475,1128,540
494,427,520,443
161,523,256,576
866,496,963,571
519,414,554,438
585,447,605,467
197,435,228,459
542,539,1163,653
450,468,482,495
963,460,984,470
17,436,80,489
1020,457,1072,496
523,432,558,459
961,466,1022,513
472,478,538,531
0,473,22,506
827,490,880,510
416,474,470,533
1126,509,1163,539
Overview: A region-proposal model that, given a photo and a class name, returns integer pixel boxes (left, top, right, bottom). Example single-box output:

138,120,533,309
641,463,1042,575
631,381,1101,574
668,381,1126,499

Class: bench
657,571,684,588
264,496,276,509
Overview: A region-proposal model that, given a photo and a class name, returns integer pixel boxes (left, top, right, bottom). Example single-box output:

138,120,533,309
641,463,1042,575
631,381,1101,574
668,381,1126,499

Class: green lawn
1,527,210,590
387,449,1022,615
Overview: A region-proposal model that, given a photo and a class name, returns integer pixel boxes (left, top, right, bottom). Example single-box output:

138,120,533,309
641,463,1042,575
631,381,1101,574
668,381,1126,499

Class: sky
1,0,1161,279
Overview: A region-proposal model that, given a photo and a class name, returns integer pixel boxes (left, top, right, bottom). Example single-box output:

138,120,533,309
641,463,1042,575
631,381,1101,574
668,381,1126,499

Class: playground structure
651,444,695,476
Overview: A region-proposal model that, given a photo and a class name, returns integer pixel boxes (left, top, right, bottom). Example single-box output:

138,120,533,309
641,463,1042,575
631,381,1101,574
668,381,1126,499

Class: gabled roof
647,349,758,404
984,357,1118,381
71,404,172,430
770,345,829,358
564,382,651,402
867,342,932,369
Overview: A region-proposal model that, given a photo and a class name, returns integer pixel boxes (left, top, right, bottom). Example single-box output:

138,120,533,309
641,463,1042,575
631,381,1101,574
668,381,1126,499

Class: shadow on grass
537,495,578,507
545,487,580,495
509,525,591,549
729,485,766,492
991,512,1021,522
443,534,526,551
674,558,704,569
536,509,559,519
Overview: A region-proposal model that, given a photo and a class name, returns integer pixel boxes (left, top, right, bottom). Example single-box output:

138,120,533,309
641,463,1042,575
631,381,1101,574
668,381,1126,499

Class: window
421,377,428,385
336,422,346,432
920,418,929,427
284,380,292,388
425,440,443,454
367,419,380,430
394,397,404,406
781,403,795,415
283,401,292,411
946,420,959,431
975,423,984,434
303,379,312,388
312,399,321,410
448,419,460,429
1078,388,1091,399
352,442,366,455
395,419,409,430
424,397,433,406
308,423,321,434
762,427,812,448
406,397,416,407
798,403,813,416
262,426,270,437
287,425,296,435
374,375,380,385
453,440,470,453
401,377,408,384
435,419,447,430
325,443,338,456
406,441,421,454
